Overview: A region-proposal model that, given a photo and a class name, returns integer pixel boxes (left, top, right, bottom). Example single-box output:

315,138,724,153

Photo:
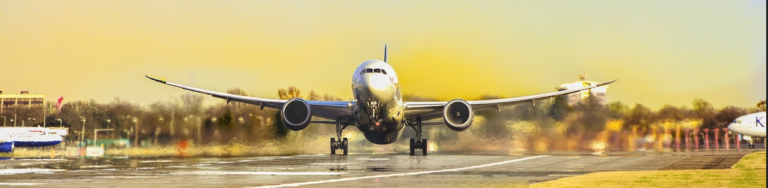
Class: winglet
598,79,618,86
145,75,166,84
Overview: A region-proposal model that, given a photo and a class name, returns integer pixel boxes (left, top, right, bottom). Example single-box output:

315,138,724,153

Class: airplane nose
364,74,391,90
363,74,393,101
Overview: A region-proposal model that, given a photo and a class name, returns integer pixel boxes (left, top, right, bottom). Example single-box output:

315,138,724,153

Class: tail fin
384,45,388,63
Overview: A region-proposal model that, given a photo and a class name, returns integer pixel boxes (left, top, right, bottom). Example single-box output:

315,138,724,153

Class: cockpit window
374,69,381,73
381,69,387,75
366,68,373,73
360,70,364,75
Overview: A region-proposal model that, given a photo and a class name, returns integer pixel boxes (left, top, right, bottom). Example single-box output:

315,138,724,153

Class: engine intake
443,99,473,131
281,98,312,131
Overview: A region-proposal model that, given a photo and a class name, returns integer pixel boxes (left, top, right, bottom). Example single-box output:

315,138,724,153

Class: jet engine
443,99,473,131
281,98,312,131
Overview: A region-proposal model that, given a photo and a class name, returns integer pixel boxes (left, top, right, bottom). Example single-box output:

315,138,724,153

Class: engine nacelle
281,98,312,131
443,99,473,131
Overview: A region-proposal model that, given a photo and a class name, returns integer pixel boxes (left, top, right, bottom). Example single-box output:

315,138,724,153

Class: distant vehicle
0,127,63,153
146,46,616,155
727,112,766,148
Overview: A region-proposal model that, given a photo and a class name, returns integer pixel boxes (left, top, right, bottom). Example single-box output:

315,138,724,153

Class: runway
0,150,757,188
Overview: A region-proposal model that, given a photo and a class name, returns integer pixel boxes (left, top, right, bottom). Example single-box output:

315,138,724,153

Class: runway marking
247,155,547,188
355,158,390,161
0,183,46,186
138,160,173,163
173,171,346,176
310,163,349,166
0,169,64,175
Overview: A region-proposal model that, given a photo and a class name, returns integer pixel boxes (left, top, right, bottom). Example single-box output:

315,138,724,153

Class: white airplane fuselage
0,127,64,153
727,112,766,138
351,60,406,144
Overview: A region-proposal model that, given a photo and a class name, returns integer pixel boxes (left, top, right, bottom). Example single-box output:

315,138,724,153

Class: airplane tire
342,138,349,155
409,138,415,156
330,138,336,155
422,139,428,156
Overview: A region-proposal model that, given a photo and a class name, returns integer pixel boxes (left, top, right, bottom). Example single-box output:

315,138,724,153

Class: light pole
196,117,201,145
155,117,164,145
132,117,139,147
43,102,46,127
10,119,14,127
106,119,112,139
186,115,202,144
1,116,5,127
57,118,62,127
80,117,86,146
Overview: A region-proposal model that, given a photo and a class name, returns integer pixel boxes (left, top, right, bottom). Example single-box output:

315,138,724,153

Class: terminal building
556,75,609,106
0,90,46,112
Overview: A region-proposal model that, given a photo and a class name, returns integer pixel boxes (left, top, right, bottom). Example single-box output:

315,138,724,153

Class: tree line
0,87,763,148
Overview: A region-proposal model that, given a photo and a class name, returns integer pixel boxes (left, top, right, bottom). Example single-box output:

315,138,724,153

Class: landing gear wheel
407,116,427,156
330,138,336,155
409,138,415,156
332,117,350,155
342,138,349,155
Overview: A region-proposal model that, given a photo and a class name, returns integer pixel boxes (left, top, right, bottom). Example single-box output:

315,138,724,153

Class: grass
530,151,766,188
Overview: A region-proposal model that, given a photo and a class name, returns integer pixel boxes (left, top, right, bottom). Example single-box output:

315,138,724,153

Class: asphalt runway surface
0,150,760,188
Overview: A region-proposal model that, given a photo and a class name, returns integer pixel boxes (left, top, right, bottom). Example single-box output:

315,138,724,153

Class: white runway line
0,169,64,175
247,155,547,188
173,171,345,176
0,183,46,186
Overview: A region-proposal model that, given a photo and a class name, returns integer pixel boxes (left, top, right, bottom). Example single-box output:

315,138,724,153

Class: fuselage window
381,69,387,75
366,68,373,73
374,69,381,73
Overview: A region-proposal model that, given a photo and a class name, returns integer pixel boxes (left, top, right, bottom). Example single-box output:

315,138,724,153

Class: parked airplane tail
0,137,12,153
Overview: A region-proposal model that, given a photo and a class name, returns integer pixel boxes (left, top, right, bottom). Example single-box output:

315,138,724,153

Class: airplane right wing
404,80,616,120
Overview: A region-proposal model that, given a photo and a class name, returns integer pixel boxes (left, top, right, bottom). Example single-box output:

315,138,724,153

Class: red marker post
664,128,671,149
722,128,730,151
684,129,691,151
714,128,720,150
693,129,700,150
675,128,681,151
703,129,710,151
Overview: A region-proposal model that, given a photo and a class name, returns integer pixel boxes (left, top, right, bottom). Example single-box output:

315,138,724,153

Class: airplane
727,112,766,149
0,127,64,153
146,46,616,155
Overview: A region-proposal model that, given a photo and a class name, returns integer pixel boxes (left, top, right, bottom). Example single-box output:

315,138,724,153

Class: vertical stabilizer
384,45,388,63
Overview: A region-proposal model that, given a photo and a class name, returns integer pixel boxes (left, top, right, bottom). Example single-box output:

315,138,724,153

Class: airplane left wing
145,75,353,120
404,80,616,120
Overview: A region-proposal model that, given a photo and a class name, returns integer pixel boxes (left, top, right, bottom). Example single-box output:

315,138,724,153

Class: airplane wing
145,75,353,120
404,80,616,120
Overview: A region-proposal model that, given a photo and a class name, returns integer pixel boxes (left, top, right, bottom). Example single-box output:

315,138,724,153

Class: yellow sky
1,0,765,109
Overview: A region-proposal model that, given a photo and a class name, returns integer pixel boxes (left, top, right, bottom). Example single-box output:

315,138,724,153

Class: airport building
0,89,46,112
556,75,609,106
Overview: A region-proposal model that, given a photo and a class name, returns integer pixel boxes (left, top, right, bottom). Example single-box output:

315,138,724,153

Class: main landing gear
331,118,349,155
407,116,428,156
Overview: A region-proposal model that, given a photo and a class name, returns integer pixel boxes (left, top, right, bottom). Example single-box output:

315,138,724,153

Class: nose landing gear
407,116,428,156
